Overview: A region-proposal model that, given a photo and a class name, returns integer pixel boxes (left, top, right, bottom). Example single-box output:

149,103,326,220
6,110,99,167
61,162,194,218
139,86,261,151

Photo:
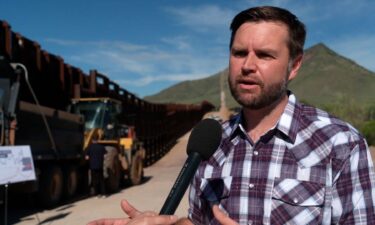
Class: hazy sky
1,0,374,97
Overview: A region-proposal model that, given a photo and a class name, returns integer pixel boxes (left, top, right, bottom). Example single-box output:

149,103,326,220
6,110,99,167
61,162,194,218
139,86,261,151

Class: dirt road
9,131,192,225
5,109,231,225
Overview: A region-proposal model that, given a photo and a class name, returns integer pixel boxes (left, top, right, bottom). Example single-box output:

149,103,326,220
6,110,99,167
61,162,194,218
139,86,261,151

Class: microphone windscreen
187,118,222,160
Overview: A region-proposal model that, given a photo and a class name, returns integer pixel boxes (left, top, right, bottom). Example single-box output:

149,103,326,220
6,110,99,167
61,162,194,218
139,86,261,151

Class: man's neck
243,94,289,143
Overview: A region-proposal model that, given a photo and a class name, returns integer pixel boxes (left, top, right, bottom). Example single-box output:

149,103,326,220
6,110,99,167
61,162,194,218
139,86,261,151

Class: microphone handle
160,152,201,215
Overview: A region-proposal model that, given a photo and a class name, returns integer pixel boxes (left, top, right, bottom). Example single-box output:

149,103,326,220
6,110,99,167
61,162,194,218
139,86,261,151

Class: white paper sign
0,145,36,185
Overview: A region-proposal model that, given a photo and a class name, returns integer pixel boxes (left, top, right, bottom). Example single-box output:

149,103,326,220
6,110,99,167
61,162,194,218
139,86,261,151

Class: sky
1,0,374,97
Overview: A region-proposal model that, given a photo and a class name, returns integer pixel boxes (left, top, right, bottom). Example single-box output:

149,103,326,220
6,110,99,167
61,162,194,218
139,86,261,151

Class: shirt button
249,183,255,188
293,198,299,204
253,151,258,156
248,220,252,225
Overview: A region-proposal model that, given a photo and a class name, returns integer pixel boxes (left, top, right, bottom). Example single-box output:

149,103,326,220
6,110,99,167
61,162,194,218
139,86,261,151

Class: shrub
361,120,375,146
321,99,367,129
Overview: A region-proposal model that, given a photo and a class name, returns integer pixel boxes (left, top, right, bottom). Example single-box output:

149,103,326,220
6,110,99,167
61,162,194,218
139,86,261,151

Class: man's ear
288,54,303,82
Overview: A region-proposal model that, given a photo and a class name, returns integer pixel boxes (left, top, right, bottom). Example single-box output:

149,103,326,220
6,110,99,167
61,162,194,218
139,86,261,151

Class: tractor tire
129,150,144,185
62,166,78,199
37,166,63,207
77,166,90,194
104,146,121,193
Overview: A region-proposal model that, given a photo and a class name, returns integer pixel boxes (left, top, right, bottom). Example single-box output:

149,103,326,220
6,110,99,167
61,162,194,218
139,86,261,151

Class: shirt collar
228,90,300,144
276,91,300,143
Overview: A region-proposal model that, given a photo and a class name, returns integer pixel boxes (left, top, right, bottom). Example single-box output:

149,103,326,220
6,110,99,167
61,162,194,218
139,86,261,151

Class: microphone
159,118,222,215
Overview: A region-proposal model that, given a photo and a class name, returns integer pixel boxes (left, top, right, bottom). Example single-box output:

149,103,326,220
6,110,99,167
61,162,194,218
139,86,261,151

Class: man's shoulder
297,103,362,139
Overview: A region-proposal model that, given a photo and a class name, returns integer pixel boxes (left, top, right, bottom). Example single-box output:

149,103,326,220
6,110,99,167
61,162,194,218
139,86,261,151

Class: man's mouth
237,79,261,90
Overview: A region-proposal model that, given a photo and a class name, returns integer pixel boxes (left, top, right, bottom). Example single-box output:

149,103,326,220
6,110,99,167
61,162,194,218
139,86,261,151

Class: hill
144,43,375,109
290,43,375,106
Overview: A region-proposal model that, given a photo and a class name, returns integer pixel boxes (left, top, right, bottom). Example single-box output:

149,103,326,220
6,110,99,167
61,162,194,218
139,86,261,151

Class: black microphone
160,118,222,215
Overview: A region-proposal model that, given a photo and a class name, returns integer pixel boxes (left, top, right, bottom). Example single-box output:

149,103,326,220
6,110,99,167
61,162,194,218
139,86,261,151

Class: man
86,138,107,198
88,6,375,224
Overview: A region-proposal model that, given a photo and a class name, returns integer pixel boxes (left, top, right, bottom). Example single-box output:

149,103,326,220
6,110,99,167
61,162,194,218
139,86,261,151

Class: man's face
229,21,297,109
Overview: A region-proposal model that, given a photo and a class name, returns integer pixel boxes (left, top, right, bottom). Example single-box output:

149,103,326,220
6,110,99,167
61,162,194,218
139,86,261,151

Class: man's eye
232,50,247,57
257,52,274,59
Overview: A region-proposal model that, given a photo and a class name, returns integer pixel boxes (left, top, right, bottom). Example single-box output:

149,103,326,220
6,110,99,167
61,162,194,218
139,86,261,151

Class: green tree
362,120,375,146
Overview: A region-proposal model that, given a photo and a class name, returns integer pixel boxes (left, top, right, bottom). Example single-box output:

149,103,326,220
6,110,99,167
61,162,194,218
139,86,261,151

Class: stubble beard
229,74,288,110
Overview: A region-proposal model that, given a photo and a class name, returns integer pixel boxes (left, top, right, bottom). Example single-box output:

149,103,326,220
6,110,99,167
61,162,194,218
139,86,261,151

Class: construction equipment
69,97,145,191
0,59,85,207
0,20,214,207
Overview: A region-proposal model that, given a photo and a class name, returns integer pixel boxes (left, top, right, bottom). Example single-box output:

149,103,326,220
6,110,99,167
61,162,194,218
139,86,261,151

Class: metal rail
0,20,214,166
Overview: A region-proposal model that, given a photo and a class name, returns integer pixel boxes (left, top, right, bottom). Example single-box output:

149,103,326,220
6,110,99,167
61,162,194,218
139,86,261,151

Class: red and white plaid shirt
188,92,375,225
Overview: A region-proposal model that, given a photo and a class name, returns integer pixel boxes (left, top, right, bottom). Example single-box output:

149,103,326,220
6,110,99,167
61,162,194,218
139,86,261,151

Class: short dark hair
230,6,306,60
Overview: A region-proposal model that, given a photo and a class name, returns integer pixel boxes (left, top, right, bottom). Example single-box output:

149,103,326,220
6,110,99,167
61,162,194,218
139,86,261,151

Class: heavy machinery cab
70,98,120,131
69,97,145,187
69,98,126,148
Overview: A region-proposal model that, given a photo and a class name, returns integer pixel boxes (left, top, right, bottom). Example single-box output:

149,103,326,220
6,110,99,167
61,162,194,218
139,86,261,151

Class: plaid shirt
188,92,375,225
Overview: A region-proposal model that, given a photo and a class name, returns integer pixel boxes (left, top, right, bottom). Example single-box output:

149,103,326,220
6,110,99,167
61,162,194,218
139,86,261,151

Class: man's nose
242,53,256,74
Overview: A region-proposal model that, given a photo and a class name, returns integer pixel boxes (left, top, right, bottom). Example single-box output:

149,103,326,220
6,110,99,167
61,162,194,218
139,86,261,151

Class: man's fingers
140,211,158,217
129,215,178,225
212,205,228,222
87,218,130,225
121,199,141,218
151,215,178,224
93,200,177,225
212,205,238,225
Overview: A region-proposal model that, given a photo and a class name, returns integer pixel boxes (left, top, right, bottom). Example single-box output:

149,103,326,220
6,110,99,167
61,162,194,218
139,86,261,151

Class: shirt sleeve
332,137,375,224
188,170,206,225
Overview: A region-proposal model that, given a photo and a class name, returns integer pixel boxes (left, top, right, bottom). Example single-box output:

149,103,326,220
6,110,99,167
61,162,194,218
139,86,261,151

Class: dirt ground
5,111,232,225
7,130,192,225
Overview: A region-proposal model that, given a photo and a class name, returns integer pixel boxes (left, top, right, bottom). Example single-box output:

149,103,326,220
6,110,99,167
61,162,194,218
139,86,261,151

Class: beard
229,74,288,110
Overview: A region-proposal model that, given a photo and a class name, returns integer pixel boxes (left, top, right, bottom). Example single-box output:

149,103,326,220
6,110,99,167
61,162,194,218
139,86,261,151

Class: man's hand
212,205,239,225
87,200,178,225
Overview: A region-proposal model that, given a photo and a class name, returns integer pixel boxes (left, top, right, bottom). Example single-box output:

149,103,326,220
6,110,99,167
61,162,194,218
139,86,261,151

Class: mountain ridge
144,43,375,109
